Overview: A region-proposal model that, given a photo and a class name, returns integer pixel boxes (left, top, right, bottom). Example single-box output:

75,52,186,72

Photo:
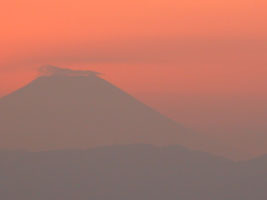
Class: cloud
38,65,102,77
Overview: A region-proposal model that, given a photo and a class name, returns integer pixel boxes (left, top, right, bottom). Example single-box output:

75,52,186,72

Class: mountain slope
0,67,209,151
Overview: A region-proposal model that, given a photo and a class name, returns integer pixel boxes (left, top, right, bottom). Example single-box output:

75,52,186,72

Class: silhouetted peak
39,65,102,77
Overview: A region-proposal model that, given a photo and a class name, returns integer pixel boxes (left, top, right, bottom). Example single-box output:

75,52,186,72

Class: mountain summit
0,66,209,151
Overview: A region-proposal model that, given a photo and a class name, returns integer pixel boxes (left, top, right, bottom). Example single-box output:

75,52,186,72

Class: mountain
1,66,266,199
0,145,266,200
0,66,210,151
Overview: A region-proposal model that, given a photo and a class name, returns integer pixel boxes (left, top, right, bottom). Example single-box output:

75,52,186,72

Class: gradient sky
1,0,267,159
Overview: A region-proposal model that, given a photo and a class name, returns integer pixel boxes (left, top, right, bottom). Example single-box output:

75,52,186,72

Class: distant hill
0,144,266,200
0,66,212,152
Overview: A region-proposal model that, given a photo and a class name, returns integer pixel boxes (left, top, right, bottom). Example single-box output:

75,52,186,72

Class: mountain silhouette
0,66,210,151
1,66,266,199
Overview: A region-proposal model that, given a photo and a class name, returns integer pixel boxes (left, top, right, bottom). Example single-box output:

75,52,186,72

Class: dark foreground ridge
0,144,266,200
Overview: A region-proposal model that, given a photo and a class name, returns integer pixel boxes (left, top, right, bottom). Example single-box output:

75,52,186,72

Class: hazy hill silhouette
0,66,266,199
0,145,266,200
0,66,211,151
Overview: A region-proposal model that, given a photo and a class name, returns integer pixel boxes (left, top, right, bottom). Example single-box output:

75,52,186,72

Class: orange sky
1,0,267,159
